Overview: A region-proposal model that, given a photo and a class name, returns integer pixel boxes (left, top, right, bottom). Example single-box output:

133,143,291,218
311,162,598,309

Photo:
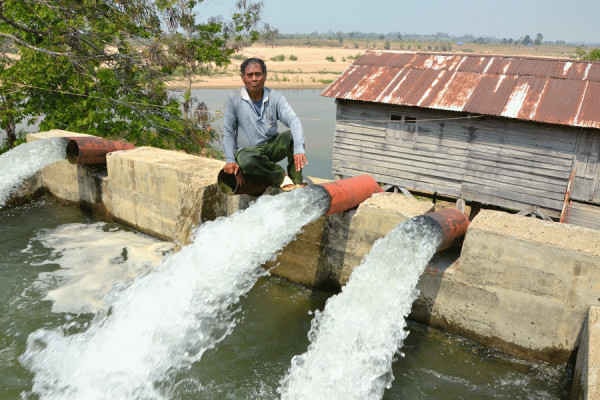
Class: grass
269,54,285,62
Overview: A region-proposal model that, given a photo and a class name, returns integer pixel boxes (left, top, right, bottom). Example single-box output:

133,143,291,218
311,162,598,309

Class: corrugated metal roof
322,51,600,129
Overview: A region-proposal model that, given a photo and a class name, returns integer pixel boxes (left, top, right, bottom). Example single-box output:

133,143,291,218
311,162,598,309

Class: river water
1,198,569,399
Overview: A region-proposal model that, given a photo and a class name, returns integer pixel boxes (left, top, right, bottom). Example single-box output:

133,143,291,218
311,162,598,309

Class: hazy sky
197,0,598,44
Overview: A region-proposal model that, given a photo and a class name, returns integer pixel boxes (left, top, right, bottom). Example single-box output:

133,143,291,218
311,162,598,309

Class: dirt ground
167,45,362,89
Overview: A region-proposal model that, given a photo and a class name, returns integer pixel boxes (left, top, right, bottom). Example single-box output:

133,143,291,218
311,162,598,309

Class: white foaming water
27,223,174,314
20,187,329,400
279,216,443,400
0,138,67,207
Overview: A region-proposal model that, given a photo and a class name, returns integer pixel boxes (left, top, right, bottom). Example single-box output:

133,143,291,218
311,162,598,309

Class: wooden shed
322,51,600,228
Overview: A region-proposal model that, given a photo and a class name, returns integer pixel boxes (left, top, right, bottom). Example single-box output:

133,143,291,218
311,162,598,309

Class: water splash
26,222,174,314
20,187,329,400
279,215,443,400
0,138,67,207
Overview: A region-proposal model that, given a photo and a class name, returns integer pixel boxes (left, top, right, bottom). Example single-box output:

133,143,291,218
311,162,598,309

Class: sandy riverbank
166,45,361,90
166,42,582,90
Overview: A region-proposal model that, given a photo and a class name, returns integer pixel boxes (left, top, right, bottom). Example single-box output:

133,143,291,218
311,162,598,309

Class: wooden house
322,51,600,228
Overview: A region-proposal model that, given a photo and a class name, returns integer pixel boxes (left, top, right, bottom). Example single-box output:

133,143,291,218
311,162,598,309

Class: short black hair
240,57,266,75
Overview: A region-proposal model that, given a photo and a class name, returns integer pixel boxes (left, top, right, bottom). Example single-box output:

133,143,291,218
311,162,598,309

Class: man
222,57,307,192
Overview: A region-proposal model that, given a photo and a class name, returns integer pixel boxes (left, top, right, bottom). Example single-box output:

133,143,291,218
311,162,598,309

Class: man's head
240,58,267,97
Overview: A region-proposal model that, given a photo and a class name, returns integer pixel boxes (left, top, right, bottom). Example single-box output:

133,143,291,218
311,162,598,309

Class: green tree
534,32,544,45
0,0,262,153
585,48,600,61
521,34,532,46
158,0,262,153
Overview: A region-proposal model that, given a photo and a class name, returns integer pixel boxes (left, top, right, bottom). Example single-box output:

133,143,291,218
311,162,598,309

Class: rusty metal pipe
66,137,135,165
217,169,271,196
317,174,383,215
423,208,470,251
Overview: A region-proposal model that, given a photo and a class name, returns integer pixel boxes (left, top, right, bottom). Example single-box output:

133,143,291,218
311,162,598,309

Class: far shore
166,77,329,90
166,45,357,90
165,42,582,90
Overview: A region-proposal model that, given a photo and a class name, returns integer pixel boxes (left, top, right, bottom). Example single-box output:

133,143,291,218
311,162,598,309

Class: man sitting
221,57,307,193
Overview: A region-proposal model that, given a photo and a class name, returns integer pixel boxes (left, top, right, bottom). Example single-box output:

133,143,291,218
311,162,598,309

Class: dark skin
223,62,308,176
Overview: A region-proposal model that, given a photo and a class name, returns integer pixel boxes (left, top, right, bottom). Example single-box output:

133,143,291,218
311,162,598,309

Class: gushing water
0,138,67,207
20,187,329,400
279,215,443,400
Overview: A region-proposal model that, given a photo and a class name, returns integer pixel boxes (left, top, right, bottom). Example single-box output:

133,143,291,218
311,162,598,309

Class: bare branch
0,31,68,56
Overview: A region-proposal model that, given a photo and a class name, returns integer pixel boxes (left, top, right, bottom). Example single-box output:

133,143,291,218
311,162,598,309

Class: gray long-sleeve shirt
223,87,305,163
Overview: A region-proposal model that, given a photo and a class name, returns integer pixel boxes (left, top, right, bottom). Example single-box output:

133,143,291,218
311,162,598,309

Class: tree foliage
0,0,262,153
575,47,600,61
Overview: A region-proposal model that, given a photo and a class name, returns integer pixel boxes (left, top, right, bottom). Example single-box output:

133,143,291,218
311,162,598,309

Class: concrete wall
420,210,600,363
102,146,224,244
26,130,104,207
25,129,600,399
571,306,600,400
266,193,434,287
26,131,226,244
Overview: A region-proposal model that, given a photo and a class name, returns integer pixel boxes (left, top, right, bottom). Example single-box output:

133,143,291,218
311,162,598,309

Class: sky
197,0,599,44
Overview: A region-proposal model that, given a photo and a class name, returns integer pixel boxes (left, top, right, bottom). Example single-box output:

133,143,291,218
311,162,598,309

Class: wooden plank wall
566,201,600,230
332,101,580,217
572,130,600,203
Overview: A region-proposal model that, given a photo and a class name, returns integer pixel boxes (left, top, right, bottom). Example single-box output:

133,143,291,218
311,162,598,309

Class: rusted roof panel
434,71,483,111
464,75,517,116
322,51,600,130
588,64,600,82
382,68,423,104
578,82,600,129
535,79,586,125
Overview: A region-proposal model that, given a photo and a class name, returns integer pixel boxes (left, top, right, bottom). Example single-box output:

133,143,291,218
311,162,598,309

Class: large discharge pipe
423,208,470,251
217,172,384,216
66,137,135,165
316,174,383,215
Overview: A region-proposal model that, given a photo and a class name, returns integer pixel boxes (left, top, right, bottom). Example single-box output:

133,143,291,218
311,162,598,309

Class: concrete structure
26,130,104,206
572,306,600,400
26,130,226,244
22,130,600,396
323,52,600,228
415,210,600,363
102,146,224,243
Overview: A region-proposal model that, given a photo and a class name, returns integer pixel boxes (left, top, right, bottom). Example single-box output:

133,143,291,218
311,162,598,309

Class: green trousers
236,131,303,186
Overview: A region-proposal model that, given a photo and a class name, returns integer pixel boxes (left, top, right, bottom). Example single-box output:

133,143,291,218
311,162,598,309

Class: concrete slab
102,147,225,243
337,192,434,284
420,210,600,363
26,129,93,142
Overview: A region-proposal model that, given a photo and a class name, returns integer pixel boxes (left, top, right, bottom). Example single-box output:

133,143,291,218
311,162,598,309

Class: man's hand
224,162,240,175
294,153,308,172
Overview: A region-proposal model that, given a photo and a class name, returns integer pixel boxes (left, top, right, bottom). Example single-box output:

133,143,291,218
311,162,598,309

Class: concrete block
102,147,224,243
428,210,600,363
338,192,434,285
267,216,329,287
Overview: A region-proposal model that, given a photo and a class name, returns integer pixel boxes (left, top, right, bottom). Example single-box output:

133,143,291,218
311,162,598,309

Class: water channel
1,202,569,399
0,89,571,399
